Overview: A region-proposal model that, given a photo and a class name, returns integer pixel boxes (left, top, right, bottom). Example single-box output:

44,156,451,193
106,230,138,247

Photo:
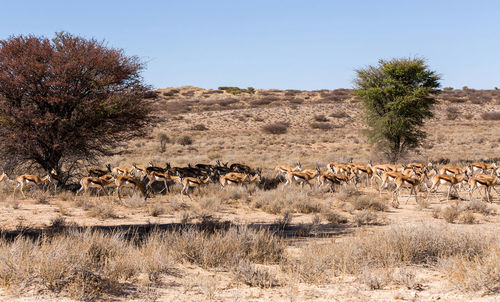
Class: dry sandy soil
0,87,499,301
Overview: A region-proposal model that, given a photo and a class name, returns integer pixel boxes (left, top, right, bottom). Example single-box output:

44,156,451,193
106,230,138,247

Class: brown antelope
379,171,405,193
327,162,352,176
77,176,115,197
284,169,319,188
470,162,498,175
132,163,148,177
219,169,261,189
439,165,467,177
14,170,57,198
146,171,180,193
352,161,374,187
275,162,301,177
427,171,468,201
393,170,426,204
371,163,398,181
88,164,111,177
112,165,133,176
317,168,353,192
115,175,147,200
468,174,500,203
180,175,211,195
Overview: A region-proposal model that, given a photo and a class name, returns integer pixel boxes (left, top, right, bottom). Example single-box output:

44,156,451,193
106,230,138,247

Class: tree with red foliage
0,32,152,185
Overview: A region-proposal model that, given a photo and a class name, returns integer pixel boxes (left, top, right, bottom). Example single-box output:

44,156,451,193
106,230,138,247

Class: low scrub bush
481,111,500,120
310,122,332,130
261,122,289,135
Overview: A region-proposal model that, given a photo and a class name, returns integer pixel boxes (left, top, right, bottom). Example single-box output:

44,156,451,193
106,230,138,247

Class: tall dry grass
0,226,285,299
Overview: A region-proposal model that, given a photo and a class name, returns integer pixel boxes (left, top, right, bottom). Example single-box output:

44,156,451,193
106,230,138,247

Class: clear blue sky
1,1,499,90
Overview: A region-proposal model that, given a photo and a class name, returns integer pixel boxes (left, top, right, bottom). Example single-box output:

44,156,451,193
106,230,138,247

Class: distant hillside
150,86,500,116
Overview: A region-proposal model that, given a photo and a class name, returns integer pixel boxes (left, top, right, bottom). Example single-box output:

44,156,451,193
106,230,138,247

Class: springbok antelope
275,162,301,178
77,176,115,197
439,165,467,177
115,175,147,200
219,169,262,188
469,162,498,175
371,163,398,181
427,171,468,201
352,161,374,187
132,163,148,177
146,171,180,193
379,171,405,193
392,170,426,204
14,170,57,198
327,162,352,176
468,174,500,203
317,168,353,192
179,174,211,195
112,165,133,176
88,164,111,177
284,168,319,188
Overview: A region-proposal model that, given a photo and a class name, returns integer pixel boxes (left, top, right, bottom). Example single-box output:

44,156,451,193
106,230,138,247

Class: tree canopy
0,32,152,184
354,58,441,161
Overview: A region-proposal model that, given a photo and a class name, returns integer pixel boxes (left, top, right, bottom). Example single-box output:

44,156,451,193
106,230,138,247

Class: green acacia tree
354,58,441,162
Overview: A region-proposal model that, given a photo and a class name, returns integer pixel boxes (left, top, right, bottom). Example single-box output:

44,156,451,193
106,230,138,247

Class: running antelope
393,170,426,204
88,164,111,177
77,175,115,197
275,162,302,178
285,168,319,188
469,174,500,203
14,170,57,198
470,162,498,176
179,174,211,195
427,171,468,201
146,171,180,193
219,169,262,188
115,175,148,200
317,168,354,192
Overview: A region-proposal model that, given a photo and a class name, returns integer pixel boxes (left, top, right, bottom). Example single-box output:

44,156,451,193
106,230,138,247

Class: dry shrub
167,226,285,268
481,111,500,120
441,205,460,223
233,261,281,288
358,267,391,290
178,135,193,145
310,122,332,130
354,210,383,226
191,124,208,131
313,114,328,122
0,230,137,300
253,187,321,214
261,122,289,134
323,211,348,225
88,202,117,219
464,199,494,215
329,111,349,118
326,224,494,275
284,243,334,284
288,98,304,104
148,202,165,217
441,247,500,294
0,227,285,299
459,211,476,224
351,194,387,211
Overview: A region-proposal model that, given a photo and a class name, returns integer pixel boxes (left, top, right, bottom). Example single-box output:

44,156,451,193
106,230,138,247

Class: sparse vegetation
261,122,289,134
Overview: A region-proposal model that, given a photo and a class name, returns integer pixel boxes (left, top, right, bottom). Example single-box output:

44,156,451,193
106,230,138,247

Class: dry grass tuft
261,122,289,134
87,202,117,219
441,205,460,223
233,261,281,288
481,111,500,120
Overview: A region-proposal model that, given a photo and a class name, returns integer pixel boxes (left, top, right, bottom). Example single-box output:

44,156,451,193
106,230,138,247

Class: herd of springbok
0,159,499,203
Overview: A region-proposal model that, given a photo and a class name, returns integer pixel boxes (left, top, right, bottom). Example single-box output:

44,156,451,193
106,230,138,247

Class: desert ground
0,87,499,301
